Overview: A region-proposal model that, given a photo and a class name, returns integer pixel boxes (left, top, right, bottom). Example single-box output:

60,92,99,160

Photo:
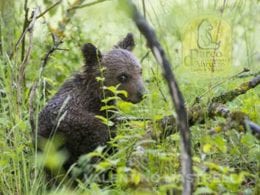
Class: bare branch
68,0,109,11
29,82,37,135
42,34,63,70
150,67,168,103
126,1,193,194
187,75,260,137
10,0,62,60
237,70,260,78
245,120,260,135
210,75,260,104
10,0,29,60
208,103,260,137
17,7,40,104
188,75,260,137
21,0,29,61
197,68,250,100
115,116,150,123
141,0,146,20
140,51,149,63
36,0,62,20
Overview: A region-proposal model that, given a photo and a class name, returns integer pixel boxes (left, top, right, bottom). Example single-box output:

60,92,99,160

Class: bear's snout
137,90,144,101
130,85,146,104
135,90,145,103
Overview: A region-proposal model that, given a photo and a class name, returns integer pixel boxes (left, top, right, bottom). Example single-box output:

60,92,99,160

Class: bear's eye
118,73,128,83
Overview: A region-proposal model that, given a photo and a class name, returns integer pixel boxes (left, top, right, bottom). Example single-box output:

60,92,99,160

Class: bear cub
38,33,145,170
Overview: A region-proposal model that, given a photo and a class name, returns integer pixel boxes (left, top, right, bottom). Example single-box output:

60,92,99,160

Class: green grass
0,0,260,194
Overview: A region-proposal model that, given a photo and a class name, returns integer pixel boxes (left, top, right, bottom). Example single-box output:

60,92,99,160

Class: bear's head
81,33,145,104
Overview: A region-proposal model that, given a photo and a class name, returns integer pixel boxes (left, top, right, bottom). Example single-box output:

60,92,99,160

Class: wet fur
38,33,145,170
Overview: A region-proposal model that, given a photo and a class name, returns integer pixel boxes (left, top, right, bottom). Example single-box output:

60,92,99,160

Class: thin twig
10,0,62,60
210,75,260,104
36,0,62,20
211,0,227,72
141,51,164,102
150,67,168,103
29,82,38,135
11,30,27,59
245,120,260,135
126,1,193,194
68,0,109,11
42,34,63,69
140,51,149,63
115,116,150,122
164,75,260,139
208,103,260,137
17,7,40,104
21,0,29,62
142,0,146,20
10,0,29,60
197,68,251,100
0,19,2,55
237,70,260,78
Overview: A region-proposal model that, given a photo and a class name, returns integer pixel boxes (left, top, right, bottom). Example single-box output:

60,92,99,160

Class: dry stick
36,0,62,20
189,74,260,128
140,51,149,63
42,34,63,69
126,1,193,194
208,103,260,136
10,0,29,60
184,75,260,138
11,0,62,60
141,0,146,20
29,82,38,135
207,74,260,135
210,75,260,104
245,120,260,135
21,0,29,62
238,70,260,78
17,7,40,104
189,75,260,137
150,67,168,103
142,51,167,103
197,68,250,102
52,0,92,38
140,47,167,103
0,23,2,55
211,0,226,72
68,0,109,11
19,7,40,80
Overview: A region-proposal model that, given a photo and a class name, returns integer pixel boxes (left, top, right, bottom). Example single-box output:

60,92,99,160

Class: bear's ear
81,43,102,66
114,33,135,51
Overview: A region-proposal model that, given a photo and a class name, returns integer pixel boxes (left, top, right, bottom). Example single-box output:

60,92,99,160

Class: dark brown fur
38,33,145,170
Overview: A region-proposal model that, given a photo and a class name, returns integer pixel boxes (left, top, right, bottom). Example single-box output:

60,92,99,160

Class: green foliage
37,135,68,173
0,0,259,194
